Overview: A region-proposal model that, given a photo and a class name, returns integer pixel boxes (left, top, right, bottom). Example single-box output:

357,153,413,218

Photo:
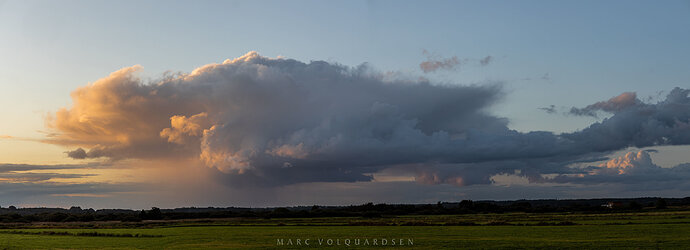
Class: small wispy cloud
0,163,105,173
540,73,551,81
419,50,460,73
479,56,493,66
419,50,493,73
0,172,96,182
538,105,557,114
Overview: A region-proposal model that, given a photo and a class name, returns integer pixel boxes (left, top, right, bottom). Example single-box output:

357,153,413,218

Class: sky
0,0,689,209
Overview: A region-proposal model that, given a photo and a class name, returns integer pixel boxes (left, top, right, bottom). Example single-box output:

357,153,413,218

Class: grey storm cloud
539,150,690,191
66,148,87,159
46,52,690,187
66,147,111,160
563,88,690,152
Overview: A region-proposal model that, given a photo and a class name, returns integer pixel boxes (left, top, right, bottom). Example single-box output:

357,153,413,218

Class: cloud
569,92,640,117
479,56,492,66
540,73,551,81
0,180,146,208
419,50,493,73
563,88,690,152
410,87,690,187
0,163,110,184
538,150,690,190
66,148,87,159
0,163,106,173
538,105,556,114
160,112,210,144
420,55,460,73
596,150,658,175
45,52,690,188
518,73,550,82
47,52,512,186
0,172,95,182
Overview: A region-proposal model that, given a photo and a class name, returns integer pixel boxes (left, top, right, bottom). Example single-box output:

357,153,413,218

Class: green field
1,211,690,249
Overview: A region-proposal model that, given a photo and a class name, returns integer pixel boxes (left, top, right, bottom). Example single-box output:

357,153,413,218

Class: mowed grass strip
0,223,689,249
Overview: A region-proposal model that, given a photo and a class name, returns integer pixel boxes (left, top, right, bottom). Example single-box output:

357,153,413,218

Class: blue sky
2,0,689,136
1,0,690,208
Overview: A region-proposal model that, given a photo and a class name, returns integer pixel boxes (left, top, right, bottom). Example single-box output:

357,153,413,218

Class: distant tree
512,202,532,211
273,207,289,214
458,200,474,209
48,213,68,222
63,215,79,222
628,201,642,210
148,207,163,220
8,205,16,210
121,214,142,222
80,213,95,222
656,199,667,209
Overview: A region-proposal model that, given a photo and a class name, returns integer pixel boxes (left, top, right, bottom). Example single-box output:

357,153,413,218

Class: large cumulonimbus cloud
46,52,690,187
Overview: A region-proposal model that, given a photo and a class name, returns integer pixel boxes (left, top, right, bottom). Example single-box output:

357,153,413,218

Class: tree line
0,197,687,223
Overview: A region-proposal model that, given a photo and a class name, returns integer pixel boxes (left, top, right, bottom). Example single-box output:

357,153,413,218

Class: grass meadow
1,210,689,249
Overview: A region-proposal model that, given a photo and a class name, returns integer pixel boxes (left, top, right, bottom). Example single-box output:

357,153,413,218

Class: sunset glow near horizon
1,0,690,209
